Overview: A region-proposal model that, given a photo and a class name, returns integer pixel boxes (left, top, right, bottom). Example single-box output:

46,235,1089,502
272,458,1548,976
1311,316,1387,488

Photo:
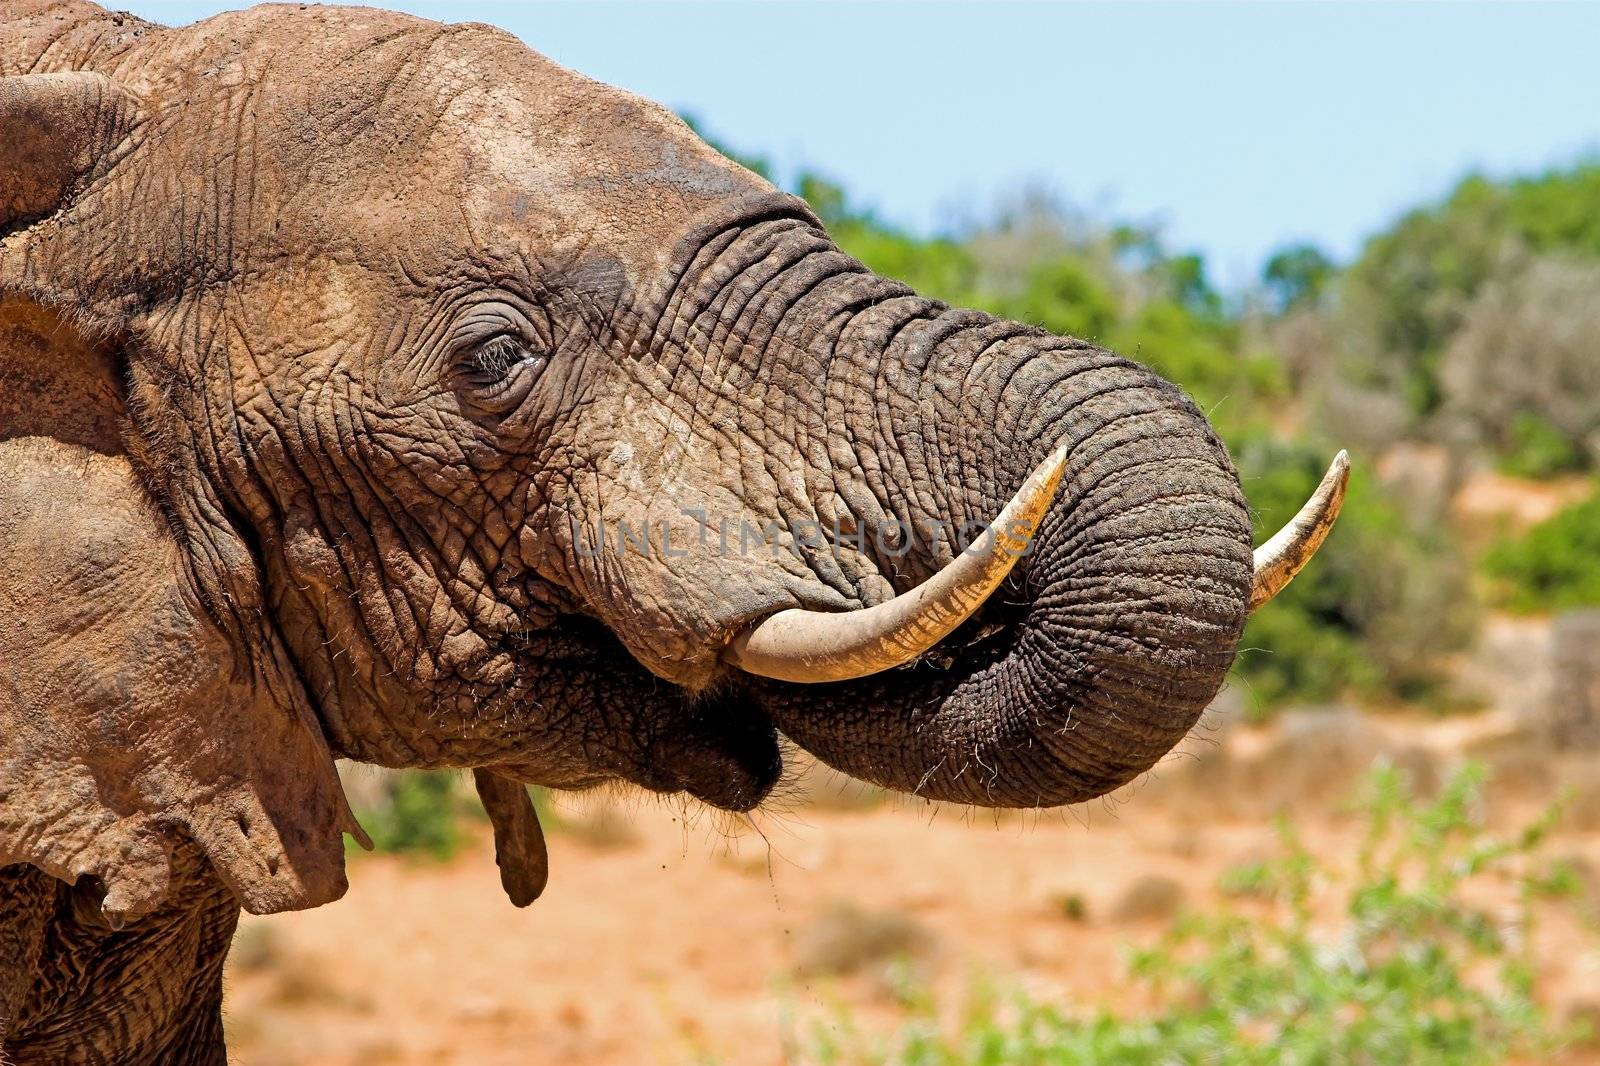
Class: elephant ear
0,421,366,925
0,72,141,452
0,71,365,923
0,70,138,231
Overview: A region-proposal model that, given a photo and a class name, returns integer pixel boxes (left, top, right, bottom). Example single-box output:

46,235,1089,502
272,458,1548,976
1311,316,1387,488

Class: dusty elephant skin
0,1,1312,1060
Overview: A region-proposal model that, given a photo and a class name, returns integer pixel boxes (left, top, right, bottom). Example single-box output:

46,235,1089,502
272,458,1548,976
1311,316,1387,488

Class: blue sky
124,2,1600,290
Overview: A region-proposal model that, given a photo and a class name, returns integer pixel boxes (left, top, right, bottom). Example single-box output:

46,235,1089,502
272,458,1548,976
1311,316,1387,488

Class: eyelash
464,336,538,382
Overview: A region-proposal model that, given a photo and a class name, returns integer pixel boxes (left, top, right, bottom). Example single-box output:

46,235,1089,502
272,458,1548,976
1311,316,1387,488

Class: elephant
0,1,1346,1060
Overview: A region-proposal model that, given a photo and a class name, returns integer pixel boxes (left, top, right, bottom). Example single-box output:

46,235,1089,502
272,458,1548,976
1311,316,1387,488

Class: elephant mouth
649,597,1026,812
496,616,786,813
638,685,785,813
589,599,1036,815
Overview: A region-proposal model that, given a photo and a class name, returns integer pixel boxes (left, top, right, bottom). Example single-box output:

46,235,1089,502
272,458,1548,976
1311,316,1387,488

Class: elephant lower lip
645,690,783,812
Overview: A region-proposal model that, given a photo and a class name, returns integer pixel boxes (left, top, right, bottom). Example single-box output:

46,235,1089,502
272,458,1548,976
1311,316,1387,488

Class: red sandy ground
222,728,1600,1066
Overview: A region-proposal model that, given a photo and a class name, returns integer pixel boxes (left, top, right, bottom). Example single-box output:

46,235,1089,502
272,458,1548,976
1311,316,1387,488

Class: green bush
788,764,1584,1066
1261,242,1336,313
352,770,472,861
1484,487,1600,612
1499,412,1588,480
834,218,979,306
993,257,1118,341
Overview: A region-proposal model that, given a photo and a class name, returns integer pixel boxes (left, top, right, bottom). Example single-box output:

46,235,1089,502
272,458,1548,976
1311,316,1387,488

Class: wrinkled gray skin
0,2,1251,1060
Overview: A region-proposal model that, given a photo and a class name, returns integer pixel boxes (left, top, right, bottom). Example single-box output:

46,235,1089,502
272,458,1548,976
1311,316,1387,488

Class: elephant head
0,1,1344,922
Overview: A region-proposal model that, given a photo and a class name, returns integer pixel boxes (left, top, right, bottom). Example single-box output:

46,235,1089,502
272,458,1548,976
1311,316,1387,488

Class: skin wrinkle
649,230,740,357
3,847,237,1064
825,298,934,574
724,244,836,362
700,222,800,346
838,302,931,515
668,244,794,470
304,326,501,691
665,246,858,593
340,403,451,661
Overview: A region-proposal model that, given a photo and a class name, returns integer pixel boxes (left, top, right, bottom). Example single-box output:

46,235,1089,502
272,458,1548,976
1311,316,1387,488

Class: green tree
1262,242,1335,312
1339,163,1600,418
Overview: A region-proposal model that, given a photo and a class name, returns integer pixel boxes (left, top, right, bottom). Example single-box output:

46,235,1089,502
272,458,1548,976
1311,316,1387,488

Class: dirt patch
1452,468,1591,532
223,723,1600,1065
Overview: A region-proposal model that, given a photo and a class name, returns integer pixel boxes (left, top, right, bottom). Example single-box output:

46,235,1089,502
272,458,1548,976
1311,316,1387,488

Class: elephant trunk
658,199,1256,808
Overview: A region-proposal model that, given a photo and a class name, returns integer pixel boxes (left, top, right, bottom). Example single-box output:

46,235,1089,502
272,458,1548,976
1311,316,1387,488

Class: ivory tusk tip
1249,450,1349,612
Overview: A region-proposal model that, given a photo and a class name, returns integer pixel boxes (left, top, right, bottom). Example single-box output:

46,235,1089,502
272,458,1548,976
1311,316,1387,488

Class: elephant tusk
724,446,1070,684
1249,450,1350,612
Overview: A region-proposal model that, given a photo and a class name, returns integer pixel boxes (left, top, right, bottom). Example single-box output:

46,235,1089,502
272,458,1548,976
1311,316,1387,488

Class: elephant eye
457,335,548,412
